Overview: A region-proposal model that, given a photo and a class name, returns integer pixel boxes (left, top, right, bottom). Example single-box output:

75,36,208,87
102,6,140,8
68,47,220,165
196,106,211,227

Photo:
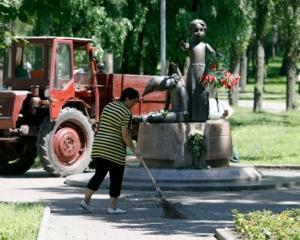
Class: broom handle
136,155,165,199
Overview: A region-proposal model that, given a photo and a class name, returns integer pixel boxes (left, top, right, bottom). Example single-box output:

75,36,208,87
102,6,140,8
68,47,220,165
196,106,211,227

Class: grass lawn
230,107,300,166
225,56,300,166
239,56,294,101
0,202,45,240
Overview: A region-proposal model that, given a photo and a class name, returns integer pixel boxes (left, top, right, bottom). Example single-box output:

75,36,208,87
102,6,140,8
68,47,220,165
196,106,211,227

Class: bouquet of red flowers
201,53,240,91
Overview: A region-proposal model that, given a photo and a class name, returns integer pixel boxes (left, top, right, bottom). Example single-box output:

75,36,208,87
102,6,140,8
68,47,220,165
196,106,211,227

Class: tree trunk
121,30,144,74
280,52,288,76
271,28,278,59
251,45,256,75
271,41,276,59
253,40,264,112
0,57,3,87
105,53,114,73
229,59,240,106
239,50,247,92
286,57,297,110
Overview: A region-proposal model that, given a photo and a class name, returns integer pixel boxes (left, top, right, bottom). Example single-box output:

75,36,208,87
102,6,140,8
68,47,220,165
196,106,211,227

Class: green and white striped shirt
92,101,131,165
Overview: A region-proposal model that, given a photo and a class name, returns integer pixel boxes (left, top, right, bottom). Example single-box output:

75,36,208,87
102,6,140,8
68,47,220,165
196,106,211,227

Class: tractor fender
62,98,91,119
65,98,91,109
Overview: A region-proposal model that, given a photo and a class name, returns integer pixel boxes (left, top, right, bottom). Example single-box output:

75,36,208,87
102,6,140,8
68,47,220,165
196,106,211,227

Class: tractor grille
0,93,14,118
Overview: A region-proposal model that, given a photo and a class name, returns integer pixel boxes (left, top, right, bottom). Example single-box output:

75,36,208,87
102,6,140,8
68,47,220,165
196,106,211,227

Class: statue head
142,78,156,97
189,19,207,41
142,75,179,97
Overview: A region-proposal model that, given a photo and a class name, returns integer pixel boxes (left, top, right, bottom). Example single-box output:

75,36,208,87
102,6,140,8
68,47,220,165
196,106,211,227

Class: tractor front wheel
37,108,94,176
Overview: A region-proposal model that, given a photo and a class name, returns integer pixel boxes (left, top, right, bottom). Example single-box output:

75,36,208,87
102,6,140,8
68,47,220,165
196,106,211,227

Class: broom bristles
161,198,185,219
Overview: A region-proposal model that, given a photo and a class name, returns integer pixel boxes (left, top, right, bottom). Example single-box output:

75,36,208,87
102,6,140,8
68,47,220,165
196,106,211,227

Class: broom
136,155,185,219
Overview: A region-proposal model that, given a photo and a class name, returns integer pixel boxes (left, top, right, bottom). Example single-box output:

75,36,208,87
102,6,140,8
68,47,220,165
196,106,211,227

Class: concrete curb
215,228,238,240
124,166,262,182
255,165,300,170
65,166,300,192
37,206,51,240
230,163,300,170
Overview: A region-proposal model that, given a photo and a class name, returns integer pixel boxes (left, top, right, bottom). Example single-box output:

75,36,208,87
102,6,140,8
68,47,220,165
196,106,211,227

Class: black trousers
87,157,125,198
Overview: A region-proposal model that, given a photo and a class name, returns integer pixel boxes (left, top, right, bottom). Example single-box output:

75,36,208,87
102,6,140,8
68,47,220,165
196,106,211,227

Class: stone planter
137,119,232,168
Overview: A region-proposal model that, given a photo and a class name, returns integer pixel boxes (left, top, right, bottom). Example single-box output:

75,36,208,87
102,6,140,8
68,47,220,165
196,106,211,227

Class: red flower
201,74,217,86
209,64,217,70
200,54,240,91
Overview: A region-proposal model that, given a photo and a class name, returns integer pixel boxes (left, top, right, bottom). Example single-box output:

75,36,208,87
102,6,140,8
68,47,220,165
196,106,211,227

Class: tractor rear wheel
37,108,94,176
0,139,36,175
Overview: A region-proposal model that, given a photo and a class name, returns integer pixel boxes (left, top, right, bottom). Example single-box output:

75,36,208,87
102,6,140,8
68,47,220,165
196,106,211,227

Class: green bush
232,208,300,240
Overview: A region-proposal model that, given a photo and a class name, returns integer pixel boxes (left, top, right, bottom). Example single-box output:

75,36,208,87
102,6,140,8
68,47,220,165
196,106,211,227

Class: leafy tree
165,0,192,72
141,0,160,74
120,0,155,74
121,0,254,77
252,0,274,112
21,0,131,60
0,0,19,55
275,0,300,110
118,0,163,75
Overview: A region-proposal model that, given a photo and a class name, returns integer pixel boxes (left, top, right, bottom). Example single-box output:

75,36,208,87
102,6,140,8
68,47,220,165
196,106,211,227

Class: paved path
0,168,299,240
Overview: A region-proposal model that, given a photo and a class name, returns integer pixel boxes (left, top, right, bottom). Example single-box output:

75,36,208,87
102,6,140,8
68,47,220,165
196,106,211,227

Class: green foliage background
2,0,298,75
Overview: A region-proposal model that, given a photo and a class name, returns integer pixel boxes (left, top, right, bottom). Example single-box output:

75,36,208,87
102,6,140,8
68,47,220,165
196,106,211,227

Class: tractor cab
0,37,98,176
0,36,165,176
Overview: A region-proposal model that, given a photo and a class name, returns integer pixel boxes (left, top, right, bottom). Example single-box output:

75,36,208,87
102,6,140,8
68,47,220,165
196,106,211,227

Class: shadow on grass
230,111,300,127
240,154,296,163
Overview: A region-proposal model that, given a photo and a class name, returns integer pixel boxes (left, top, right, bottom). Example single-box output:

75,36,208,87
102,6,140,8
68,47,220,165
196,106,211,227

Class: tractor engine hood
0,91,30,129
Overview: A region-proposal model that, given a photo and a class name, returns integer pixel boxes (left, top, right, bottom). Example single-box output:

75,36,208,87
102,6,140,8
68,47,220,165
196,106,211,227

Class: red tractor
0,37,165,176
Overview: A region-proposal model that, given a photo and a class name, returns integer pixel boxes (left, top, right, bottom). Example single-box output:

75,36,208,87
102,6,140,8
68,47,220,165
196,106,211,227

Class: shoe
107,208,127,214
80,200,93,213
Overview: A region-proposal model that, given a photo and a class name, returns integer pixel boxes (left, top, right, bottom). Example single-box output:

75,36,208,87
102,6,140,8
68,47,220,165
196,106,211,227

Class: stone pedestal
137,120,232,168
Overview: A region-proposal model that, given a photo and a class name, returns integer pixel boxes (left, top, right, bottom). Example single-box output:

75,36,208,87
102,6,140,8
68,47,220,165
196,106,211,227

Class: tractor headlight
44,87,50,98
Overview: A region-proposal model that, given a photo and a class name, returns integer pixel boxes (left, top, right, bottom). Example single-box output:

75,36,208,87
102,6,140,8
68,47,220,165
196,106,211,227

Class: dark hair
120,87,140,101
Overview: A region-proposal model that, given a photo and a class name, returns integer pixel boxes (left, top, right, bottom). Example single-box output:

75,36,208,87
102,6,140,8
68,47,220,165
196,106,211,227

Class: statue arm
206,43,215,54
180,41,190,51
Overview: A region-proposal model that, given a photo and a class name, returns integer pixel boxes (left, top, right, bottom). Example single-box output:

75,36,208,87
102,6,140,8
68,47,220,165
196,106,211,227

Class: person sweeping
80,87,140,214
